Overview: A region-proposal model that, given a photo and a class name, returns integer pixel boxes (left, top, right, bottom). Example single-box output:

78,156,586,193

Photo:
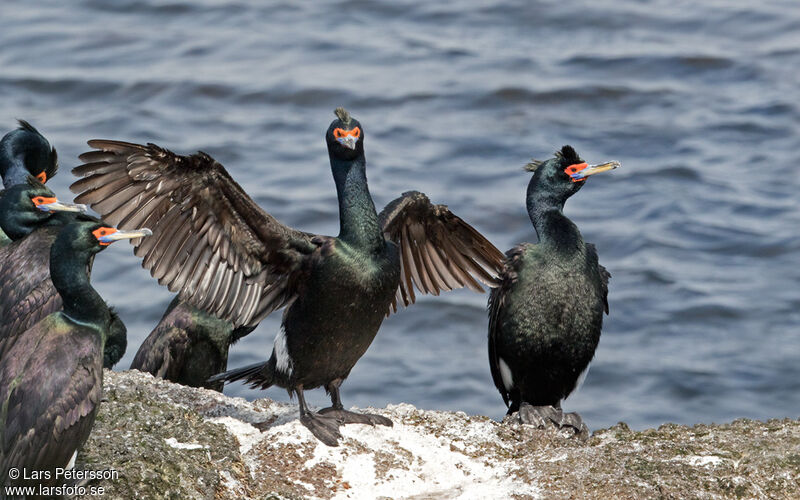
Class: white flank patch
66,450,77,470
274,327,293,377
498,357,514,392
572,361,592,396
164,437,205,450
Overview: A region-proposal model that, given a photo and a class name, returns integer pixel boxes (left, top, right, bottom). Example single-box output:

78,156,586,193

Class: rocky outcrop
76,370,799,499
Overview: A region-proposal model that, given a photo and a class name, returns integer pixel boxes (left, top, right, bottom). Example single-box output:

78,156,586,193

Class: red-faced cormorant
488,146,618,435
70,108,504,446
129,296,255,391
0,218,150,492
0,179,127,368
0,120,59,247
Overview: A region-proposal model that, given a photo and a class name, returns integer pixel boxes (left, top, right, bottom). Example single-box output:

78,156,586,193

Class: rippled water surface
1,0,798,430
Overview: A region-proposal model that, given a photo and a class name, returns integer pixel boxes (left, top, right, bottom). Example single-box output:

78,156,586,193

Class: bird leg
318,379,393,427
515,403,589,438
296,386,342,446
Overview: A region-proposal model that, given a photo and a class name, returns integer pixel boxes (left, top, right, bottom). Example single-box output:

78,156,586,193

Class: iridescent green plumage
72,108,505,446
1,220,149,490
0,120,58,247
488,146,616,433
0,181,126,368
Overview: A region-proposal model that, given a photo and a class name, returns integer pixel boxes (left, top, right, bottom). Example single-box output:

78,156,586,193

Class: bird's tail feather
207,360,274,389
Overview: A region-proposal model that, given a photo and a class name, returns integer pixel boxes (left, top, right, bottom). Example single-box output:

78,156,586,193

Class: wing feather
379,191,505,314
71,140,317,327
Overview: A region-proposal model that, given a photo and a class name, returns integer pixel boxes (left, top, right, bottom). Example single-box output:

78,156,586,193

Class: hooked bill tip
336,136,357,150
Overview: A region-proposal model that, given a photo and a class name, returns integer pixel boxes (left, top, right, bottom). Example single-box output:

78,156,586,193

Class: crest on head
523,145,583,173
555,145,582,165
524,159,543,172
334,107,351,126
1,119,59,183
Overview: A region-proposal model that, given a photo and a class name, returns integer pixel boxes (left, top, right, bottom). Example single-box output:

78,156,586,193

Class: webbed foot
515,403,589,438
319,407,393,427
555,410,589,438
300,413,342,446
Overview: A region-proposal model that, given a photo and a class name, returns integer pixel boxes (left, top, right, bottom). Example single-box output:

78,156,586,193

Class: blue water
1,0,798,430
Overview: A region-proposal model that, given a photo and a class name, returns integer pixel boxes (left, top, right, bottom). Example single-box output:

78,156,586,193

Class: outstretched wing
487,244,526,407
71,140,316,327
379,191,505,313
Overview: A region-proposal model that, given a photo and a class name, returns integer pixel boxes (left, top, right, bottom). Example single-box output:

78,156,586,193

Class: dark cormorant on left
0,218,150,493
0,120,59,247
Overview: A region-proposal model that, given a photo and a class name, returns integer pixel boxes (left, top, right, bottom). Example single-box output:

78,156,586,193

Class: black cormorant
0,179,127,368
0,218,150,492
487,146,618,435
70,108,504,446
129,297,255,391
0,120,59,247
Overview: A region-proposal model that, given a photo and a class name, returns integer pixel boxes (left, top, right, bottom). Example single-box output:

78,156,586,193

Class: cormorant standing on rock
71,108,504,446
488,146,618,436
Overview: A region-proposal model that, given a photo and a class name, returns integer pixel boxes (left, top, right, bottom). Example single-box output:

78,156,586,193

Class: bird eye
350,127,361,138
31,196,57,207
333,128,344,139
92,227,116,244
36,172,47,183
564,163,588,175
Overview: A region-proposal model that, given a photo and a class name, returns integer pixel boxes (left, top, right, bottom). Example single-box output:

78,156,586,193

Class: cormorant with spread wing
488,146,617,436
71,108,504,446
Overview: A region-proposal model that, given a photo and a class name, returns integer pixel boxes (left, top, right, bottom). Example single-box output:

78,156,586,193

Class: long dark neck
0,206,30,241
331,155,383,251
0,194,45,241
50,241,109,332
0,157,28,189
526,180,583,251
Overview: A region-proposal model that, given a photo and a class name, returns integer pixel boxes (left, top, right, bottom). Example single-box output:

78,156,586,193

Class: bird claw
558,411,589,439
514,403,589,439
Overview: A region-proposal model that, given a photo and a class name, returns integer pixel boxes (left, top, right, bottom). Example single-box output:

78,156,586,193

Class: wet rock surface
77,370,799,499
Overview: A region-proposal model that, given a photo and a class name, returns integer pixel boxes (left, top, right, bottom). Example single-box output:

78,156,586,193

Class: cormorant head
55,218,152,257
326,107,364,161
0,177,87,240
0,120,59,189
526,145,619,201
